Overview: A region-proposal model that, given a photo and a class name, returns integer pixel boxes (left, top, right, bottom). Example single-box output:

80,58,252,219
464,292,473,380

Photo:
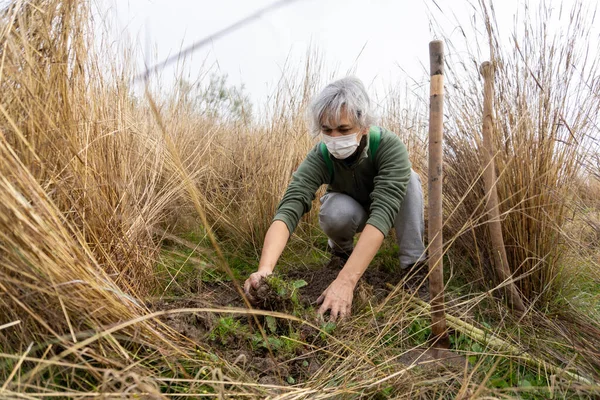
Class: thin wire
133,0,302,83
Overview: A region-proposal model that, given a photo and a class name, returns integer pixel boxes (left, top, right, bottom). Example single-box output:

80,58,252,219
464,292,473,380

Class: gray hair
307,76,375,136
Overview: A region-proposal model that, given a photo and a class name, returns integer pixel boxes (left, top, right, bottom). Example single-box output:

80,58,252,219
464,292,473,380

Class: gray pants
319,170,425,269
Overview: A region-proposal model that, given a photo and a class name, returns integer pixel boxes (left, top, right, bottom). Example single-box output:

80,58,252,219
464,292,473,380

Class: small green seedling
209,316,246,345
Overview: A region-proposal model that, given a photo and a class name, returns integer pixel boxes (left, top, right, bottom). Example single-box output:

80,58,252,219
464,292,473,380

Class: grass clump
439,0,600,306
250,275,308,312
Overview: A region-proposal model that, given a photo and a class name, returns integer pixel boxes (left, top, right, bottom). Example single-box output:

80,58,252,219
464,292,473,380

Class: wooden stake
480,61,526,312
428,40,449,347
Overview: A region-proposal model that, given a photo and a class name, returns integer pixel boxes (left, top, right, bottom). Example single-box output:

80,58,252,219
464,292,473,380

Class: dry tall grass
0,0,252,396
441,0,600,303
0,0,163,295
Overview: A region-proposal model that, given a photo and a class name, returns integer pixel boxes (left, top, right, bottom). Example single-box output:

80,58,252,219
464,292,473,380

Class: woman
244,76,425,321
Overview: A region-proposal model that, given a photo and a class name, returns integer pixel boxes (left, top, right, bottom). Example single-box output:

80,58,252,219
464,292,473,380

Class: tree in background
177,73,253,124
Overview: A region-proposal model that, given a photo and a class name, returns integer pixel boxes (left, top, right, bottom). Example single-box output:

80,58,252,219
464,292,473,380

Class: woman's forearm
257,220,290,273
337,224,384,286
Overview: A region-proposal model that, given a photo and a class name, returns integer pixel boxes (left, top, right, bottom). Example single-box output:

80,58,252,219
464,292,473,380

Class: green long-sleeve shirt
273,126,412,237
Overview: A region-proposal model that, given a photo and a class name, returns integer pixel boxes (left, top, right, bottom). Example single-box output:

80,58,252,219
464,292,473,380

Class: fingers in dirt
316,294,324,305
317,300,330,318
243,289,256,305
332,305,342,322
250,275,261,289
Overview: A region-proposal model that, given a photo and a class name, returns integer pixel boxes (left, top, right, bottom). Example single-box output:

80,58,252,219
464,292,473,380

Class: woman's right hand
244,220,289,305
243,269,272,304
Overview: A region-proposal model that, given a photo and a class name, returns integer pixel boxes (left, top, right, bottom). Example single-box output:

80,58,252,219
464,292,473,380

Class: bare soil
285,262,402,305
150,262,413,386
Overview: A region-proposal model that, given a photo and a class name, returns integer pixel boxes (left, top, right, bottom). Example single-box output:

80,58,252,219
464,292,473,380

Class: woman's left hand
316,276,355,322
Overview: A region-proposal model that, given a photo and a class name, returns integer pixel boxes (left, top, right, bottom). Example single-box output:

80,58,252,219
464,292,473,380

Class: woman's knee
319,193,366,235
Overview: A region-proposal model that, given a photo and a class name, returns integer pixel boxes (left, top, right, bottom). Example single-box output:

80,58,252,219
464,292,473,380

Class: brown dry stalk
427,39,449,346
480,61,526,312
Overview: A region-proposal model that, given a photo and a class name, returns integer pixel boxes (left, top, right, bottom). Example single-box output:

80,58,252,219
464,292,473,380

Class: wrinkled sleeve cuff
273,215,295,235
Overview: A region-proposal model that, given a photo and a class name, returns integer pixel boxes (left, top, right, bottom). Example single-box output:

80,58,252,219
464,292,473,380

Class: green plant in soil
249,275,312,342
208,316,248,345
250,330,303,355
241,274,339,364
190,271,317,362
249,274,308,315
448,329,553,397
406,315,432,346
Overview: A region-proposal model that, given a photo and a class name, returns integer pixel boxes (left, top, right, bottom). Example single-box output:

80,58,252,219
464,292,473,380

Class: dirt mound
149,263,408,387
284,263,402,306
247,277,282,310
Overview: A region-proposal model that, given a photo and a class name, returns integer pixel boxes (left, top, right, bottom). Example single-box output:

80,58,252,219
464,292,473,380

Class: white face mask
322,132,360,159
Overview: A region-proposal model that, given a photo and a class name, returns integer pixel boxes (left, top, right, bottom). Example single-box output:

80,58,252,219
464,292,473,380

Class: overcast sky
96,0,598,109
